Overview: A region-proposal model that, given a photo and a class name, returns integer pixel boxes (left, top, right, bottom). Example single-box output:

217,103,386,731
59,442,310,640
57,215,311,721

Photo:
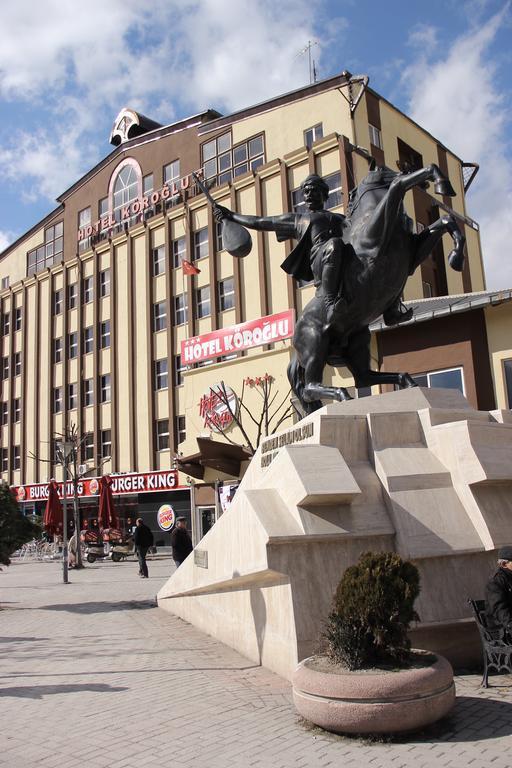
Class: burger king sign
157,504,175,531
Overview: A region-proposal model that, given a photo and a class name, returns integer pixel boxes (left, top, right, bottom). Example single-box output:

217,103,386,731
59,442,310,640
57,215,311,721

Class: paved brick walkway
1,558,512,768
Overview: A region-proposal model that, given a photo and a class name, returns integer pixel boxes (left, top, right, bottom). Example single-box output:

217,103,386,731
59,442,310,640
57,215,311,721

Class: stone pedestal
157,388,512,680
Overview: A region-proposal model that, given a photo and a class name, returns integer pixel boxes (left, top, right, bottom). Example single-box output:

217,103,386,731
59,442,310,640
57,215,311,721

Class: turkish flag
182,259,201,275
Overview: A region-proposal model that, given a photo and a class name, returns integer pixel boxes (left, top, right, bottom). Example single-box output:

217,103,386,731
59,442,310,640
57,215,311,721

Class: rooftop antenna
296,40,319,84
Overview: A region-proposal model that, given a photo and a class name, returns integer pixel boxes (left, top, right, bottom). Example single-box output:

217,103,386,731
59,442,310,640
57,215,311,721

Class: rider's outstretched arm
215,206,297,238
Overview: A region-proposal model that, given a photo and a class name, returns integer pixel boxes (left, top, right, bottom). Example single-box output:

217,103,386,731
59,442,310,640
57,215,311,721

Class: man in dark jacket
133,517,153,578
486,546,512,638
170,517,193,569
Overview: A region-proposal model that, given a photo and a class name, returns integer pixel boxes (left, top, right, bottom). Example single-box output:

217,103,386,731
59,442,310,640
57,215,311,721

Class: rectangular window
174,354,187,387
53,289,63,315
53,339,62,363
15,307,22,331
218,277,235,311
53,386,62,413
171,236,186,268
68,333,79,361
83,326,93,354
410,367,465,395
176,415,186,444
163,159,180,185
68,332,78,359
14,352,21,376
13,446,20,470
1,448,8,472
1,311,9,336
154,359,168,390
201,132,264,187
100,320,111,349
1,355,8,380
1,277,9,290
82,432,94,462
83,276,94,304
369,123,383,150
78,207,91,253
143,173,154,194
100,374,111,403
83,378,93,407
68,282,78,310
153,301,167,332
193,228,209,261
152,245,165,276
304,123,323,149
100,269,110,297
215,221,224,252
325,172,343,209
156,419,170,451
99,197,109,217
195,285,211,319
504,359,512,408
13,397,20,422
27,221,64,275
174,294,188,325
68,382,78,410
1,401,7,425
100,429,111,459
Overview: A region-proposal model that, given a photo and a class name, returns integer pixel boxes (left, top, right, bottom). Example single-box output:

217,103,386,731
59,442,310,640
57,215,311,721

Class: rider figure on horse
215,173,409,328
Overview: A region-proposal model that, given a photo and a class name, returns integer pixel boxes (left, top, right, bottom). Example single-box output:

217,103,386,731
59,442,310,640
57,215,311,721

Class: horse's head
348,166,399,216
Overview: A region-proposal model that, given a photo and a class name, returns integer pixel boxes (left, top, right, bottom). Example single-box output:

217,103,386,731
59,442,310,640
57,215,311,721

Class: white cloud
0,0,330,206
0,229,16,252
401,9,512,290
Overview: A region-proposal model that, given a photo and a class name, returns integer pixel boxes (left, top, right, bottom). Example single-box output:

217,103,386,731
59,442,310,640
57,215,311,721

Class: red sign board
13,470,183,504
181,309,295,365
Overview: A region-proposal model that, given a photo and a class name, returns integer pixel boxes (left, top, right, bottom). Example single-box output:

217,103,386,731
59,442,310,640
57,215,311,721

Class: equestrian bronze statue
213,163,465,415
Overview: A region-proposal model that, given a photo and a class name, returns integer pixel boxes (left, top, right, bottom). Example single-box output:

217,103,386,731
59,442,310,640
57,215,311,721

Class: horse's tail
287,357,322,417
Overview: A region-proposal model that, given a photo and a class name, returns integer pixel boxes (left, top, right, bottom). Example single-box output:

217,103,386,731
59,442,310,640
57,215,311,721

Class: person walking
133,517,153,578
170,517,193,569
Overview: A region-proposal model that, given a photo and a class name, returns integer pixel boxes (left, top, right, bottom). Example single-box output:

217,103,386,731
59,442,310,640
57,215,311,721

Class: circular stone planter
292,651,455,735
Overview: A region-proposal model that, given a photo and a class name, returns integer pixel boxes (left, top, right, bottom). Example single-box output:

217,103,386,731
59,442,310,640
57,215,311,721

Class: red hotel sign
181,309,295,364
14,470,183,504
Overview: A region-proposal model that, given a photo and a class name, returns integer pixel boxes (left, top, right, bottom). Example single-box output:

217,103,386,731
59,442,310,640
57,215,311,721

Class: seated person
485,546,512,639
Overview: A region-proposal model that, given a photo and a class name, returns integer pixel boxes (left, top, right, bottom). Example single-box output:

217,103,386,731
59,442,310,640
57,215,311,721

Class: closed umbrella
98,475,119,530
43,480,63,536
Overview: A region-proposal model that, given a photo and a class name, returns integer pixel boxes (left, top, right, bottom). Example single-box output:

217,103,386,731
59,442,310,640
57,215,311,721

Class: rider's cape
266,213,314,283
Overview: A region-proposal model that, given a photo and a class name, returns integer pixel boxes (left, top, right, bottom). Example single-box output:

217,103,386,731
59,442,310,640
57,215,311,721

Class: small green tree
0,482,40,566
324,551,420,670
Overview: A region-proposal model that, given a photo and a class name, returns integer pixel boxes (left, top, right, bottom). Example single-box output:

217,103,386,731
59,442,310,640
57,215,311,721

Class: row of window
53,270,110,314
1,306,23,335
1,446,21,471
1,352,22,380
1,415,182,473
1,398,21,425
53,374,111,412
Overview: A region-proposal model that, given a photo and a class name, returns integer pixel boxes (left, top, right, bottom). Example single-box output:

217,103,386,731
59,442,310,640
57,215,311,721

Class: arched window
113,164,139,222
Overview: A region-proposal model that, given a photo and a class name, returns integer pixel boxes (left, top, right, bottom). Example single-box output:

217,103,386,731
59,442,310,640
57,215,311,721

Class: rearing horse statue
215,162,465,415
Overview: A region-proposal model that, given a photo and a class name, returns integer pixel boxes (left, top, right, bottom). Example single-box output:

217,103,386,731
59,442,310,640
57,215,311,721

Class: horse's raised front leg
364,164,456,249
413,214,466,272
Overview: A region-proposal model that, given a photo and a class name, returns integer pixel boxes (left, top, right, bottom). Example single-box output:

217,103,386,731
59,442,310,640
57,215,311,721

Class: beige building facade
1,72,510,536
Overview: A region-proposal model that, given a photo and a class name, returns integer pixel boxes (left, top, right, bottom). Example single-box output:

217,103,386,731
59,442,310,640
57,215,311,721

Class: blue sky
0,0,510,288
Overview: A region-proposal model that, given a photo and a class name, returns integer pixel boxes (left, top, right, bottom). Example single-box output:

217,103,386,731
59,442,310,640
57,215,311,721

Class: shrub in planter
324,551,420,670
293,551,455,735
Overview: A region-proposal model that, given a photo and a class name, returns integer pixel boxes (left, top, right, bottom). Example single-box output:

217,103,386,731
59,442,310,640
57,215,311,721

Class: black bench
468,599,512,687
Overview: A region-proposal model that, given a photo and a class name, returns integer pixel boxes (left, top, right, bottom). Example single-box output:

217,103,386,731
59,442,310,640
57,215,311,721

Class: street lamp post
57,439,74,585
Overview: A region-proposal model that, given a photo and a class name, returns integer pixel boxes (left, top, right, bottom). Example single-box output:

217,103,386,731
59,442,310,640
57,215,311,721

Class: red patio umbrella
43,480,63,536
98,475,119,531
